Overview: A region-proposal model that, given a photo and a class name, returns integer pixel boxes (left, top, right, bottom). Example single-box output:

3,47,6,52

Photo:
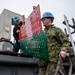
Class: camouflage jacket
45,24,70,62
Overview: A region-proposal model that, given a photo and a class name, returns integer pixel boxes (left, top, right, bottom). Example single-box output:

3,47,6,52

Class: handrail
0,38,16,51
54,54,73,75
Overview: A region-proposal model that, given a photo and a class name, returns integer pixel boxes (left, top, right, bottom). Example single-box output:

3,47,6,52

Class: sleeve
13,27,18,42
55,28,70,52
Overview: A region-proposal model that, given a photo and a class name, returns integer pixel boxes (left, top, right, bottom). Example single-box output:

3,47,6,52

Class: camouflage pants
38,62,64,75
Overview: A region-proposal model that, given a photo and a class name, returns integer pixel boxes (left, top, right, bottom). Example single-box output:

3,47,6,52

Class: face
41,18,52,26
15,20,20,25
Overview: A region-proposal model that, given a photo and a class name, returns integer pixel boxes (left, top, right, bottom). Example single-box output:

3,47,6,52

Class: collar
44,24,54,30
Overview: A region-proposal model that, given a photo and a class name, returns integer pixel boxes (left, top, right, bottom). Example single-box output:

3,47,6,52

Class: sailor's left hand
16,30,20,33
60,50,66,58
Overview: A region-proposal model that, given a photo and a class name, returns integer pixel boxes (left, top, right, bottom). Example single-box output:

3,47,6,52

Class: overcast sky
0,0,75,40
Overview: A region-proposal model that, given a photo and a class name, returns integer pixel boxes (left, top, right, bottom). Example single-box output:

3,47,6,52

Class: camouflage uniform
38,24,70,75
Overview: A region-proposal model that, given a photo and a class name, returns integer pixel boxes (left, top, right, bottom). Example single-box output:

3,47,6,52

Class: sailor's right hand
18,40,20,42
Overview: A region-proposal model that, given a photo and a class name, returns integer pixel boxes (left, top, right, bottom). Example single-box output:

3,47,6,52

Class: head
41,12,54,26
13,15,20,25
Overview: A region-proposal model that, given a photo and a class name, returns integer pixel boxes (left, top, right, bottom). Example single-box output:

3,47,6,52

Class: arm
56,28,70,58
13,27,18,42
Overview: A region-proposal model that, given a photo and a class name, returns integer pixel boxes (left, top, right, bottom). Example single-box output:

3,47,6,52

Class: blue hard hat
13,15,20,22
41,12,54,20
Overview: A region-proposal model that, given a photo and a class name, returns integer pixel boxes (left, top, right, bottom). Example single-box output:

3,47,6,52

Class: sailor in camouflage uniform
38,12,70,75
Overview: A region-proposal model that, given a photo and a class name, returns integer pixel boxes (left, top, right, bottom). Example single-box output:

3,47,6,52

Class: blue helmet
13,15,20,22
41,12,54,20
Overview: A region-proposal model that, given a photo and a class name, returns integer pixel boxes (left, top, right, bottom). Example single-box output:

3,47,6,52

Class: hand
16,30,20,33
60,51,66,58
18,40,20,42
